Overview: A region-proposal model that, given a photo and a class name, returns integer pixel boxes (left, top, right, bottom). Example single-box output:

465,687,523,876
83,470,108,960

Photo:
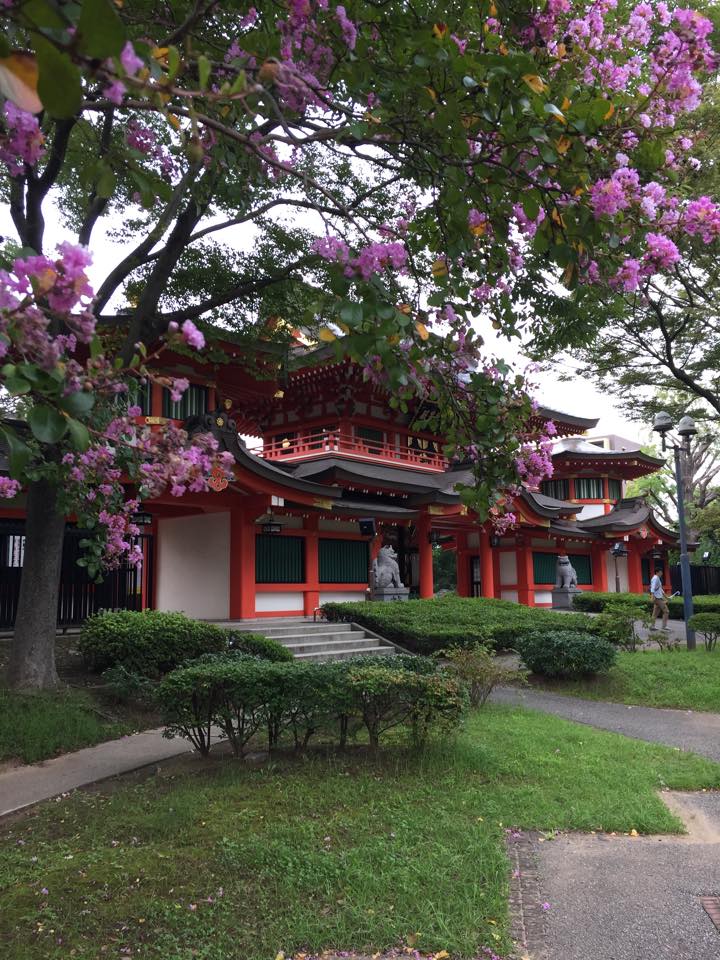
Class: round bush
517,630,617,679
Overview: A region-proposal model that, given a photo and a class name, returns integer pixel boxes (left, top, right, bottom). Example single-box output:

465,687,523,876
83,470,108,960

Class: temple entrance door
470,556,481,597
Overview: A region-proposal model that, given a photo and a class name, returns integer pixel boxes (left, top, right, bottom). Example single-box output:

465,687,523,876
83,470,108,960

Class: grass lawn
3,706,720,960
0,689,139,764
530,649,720,712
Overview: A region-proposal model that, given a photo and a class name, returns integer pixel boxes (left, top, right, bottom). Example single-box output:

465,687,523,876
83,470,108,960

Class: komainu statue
372,545,404,590
555,554,579,590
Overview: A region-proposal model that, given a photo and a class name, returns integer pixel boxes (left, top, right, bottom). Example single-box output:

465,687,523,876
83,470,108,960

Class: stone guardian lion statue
372,545,404,590
555,554,579,590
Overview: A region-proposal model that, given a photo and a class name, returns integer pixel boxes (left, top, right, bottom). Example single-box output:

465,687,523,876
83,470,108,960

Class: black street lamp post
652,411,697,650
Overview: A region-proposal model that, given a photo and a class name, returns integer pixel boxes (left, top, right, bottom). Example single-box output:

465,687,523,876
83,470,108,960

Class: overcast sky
1,200,646,445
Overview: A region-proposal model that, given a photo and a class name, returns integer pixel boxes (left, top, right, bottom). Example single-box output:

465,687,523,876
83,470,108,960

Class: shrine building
0,339,677,627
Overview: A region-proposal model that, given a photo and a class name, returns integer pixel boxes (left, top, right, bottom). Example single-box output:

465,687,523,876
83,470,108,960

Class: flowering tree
0,0,716,687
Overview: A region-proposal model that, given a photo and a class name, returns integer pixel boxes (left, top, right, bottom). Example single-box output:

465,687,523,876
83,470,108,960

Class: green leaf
0,33,11,57
67,417,91,452
89,336,103,360
0,426,31,476
59,391,95,417
198,55,211,90
167,45,181,80
19,0,65,29
229,69,246,94
96,164,117,199
77,0,125,58
27,404,68,444
4,376,32,395
33,35,82,118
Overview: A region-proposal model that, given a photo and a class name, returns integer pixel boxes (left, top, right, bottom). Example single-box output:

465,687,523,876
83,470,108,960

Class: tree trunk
6,479,65,689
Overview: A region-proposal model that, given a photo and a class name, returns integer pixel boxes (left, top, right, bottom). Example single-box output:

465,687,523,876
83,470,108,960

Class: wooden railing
248,431,448,471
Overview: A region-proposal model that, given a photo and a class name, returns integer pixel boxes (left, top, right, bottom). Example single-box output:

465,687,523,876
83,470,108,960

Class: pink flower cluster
0,477,21,499
0,102,45,176
312,236,407,281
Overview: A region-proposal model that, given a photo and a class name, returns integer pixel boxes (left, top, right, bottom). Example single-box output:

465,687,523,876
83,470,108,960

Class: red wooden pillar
417,512,434,599
627,542,643,594
304,515,320,616
229,509,256,619
591,543,609,592
516,535,535,606
150,382,163,418
479,529,495,599
456,532,470,597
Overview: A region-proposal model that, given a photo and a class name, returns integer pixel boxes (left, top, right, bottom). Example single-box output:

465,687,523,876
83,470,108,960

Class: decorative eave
577,497,679,543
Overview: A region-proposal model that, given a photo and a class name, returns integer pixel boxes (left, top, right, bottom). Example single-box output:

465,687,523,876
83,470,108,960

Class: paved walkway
0,728,195,818
532,791,720,960
491,686,720,762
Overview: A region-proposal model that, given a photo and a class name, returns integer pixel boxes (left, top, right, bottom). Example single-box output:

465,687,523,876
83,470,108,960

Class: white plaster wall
467,532,480,549
606,553,629,592
319,590,366,604
255,591,304,612
534,590,553,605
499,551,517,585
501,589,519,603
156,512,230,620
575,503,607,520
532,538,556,548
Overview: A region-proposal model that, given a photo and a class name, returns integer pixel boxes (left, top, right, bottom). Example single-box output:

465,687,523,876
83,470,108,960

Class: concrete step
282,636,386,655
295,644,395,662
215,621,355,638
210,618,396,662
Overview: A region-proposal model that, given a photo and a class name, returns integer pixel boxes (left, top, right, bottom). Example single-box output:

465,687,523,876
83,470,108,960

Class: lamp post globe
677,415,697,440
652,411,673,435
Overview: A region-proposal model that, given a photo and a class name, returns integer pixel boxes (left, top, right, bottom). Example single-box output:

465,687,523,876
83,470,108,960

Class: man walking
649,566,669,631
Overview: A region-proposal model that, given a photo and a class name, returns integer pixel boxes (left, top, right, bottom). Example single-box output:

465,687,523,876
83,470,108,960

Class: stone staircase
212,617,396,662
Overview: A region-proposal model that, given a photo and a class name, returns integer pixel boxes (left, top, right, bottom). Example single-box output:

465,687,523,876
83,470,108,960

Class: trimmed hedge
517,630,617,678
157,656,467,755
321,596,601,654
573,591,720,619
79,610,290,678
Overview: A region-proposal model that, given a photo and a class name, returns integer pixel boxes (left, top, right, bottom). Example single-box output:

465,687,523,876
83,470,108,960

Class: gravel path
491,686,720,762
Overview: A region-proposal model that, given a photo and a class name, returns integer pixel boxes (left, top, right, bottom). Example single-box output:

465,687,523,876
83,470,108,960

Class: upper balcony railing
249,431,449,472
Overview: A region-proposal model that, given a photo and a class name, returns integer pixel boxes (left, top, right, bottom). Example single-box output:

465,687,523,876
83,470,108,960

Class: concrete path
533,791,720,960
491,686,720,762
0,728,195,818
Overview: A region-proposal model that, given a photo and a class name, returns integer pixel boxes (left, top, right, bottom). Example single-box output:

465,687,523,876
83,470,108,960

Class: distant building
0,341,676,626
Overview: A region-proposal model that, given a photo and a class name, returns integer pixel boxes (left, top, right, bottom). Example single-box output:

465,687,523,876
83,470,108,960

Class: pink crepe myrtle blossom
0,477,21,498
120,42,144,76
643,233,681,271
335,5,357,50
104,80,126,105
181,320,205,350
312,234,350,263
0,102,45,176
683,196,720,243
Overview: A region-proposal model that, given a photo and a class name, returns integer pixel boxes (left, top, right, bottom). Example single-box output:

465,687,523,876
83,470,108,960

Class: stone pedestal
370,587,410,602
551,587,579,610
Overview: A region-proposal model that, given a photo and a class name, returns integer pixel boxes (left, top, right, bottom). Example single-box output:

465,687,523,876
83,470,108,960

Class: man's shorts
652,598,669,620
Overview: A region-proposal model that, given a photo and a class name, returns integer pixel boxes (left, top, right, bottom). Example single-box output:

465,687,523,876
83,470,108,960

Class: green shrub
101,664,157,706
517,631,617,679
595,599,649,652
79,611,229,677
574,591,720,620
79,611,289,678
227,631,293,662
157,656,464,756
688,613,720,651
441,643,525,707
321,596,600,654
